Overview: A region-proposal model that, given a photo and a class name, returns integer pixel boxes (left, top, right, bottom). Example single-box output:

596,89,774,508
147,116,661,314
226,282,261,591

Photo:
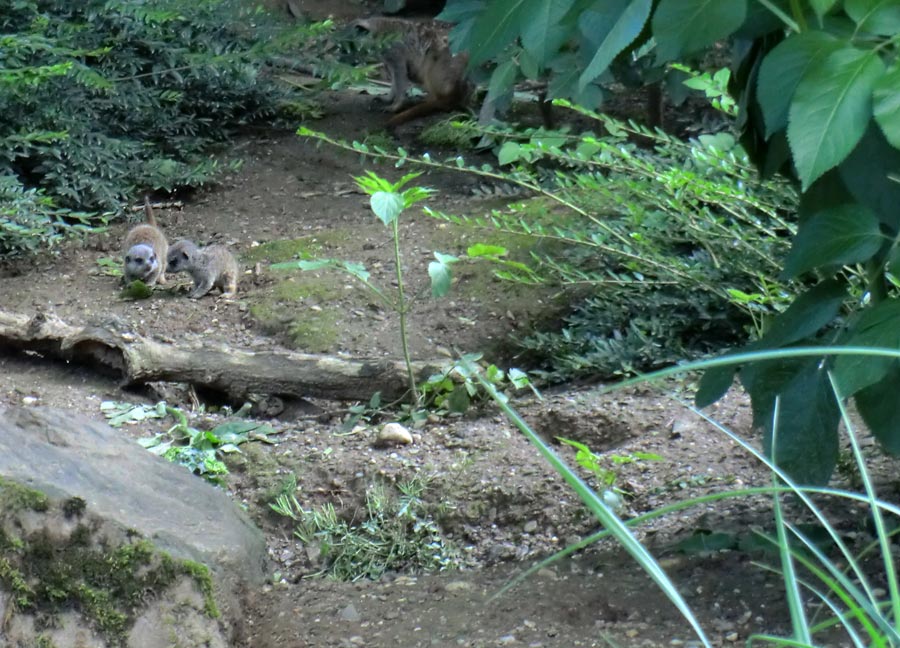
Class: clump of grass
271,476,459,580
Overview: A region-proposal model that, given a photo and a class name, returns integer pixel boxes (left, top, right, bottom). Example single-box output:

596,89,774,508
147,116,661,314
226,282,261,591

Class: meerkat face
167,240,199,273
124,244,158,281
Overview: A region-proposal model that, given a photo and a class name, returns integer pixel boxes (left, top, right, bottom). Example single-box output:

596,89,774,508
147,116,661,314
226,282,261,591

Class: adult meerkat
167,240,239,299
123,198,168,286
352,17,472,126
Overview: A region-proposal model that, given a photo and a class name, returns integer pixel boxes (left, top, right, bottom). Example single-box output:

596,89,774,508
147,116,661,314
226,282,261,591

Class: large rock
0,407,267,647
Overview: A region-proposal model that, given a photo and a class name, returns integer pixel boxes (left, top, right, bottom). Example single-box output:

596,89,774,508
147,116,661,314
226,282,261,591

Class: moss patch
0,477,50,513
1,496,220,643
249,275,346,353
242,236,323,264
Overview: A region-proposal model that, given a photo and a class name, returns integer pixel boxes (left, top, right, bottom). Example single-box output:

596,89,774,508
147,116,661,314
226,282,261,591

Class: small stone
21,396,38,406
374,423,413,447
523,520,538,533
339,604,360,622
625,629,639,638
497,635,517,645
445,580,474,593
725,632,739,642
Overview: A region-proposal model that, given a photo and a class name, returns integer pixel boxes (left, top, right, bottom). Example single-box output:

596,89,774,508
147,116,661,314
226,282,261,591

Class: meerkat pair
122,200,238,299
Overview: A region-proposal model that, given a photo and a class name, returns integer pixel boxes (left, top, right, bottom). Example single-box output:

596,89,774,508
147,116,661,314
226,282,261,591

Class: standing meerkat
167,239,239,299
123,198,168,286
352,17,472,126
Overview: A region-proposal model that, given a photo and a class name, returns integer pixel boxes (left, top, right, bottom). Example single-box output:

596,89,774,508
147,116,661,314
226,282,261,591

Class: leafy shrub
0,0,347,253
0,175,102,255
455,117,796,379
441,0,900,486
299,115,798,380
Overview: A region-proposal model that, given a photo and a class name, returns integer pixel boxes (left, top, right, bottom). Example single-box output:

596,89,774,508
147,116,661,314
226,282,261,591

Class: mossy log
0,309,440,402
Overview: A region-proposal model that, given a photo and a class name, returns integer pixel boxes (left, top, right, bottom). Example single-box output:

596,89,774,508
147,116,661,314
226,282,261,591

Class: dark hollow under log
0,309,440,402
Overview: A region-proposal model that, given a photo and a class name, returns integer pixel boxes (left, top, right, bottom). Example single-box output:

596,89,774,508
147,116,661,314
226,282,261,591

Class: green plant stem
392,218,418,404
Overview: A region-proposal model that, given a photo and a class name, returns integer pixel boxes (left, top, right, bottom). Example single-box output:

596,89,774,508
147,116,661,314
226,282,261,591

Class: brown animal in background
167,239,239,299
123,198,168,286
352,17,472,126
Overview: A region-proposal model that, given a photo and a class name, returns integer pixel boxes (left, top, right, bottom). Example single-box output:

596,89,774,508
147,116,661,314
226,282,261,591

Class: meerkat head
124,243,159,281
167,239,200,273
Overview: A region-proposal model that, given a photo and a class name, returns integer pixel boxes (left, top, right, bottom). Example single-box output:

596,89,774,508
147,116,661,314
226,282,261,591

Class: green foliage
299,116,796,380
558,436,661,494
485,356,900,647
101,401,277,482
270,477,459,580
273,167,447,404
0,0,344,254
444,0,900,485
420,353,537,415
0,176,103,256
120,280,153,300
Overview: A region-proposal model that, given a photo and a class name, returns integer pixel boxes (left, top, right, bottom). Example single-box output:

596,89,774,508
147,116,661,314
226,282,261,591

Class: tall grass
471,348,900,647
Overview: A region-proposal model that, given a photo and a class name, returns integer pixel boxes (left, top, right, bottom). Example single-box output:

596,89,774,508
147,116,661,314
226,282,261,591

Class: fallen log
0,309,440,402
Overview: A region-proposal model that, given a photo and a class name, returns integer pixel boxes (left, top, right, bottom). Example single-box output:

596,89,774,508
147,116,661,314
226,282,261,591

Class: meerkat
352,17,472,126
123,198,168,286
167,239,239,299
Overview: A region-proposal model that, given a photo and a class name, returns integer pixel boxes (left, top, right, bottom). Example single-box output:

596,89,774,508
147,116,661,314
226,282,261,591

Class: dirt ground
0,3,893,647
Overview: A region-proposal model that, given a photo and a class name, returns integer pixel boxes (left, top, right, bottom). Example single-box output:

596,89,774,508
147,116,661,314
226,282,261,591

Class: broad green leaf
467,243,508,258
652,0,746,63
465,0,528,66
548,52,605,106
741,357,813,427
437,0,486,23
507,367,531,389
577,0,652,91
696,364,737,408
433,251,459,266
761,363,840,485
788,47,885,189
447,385,471,413
855,364,900,454
839,125,900,230
497,142,522,165
520,0,576,64
428,254,455,297
370,191,404,225
809,0,838,17
873,62,900,148
486,58,519,104
845,0,900,35
833,298,900,396
758,279,846,347
756,31,842,138
782,203,883,278
699,276,844,408
340,261,370,283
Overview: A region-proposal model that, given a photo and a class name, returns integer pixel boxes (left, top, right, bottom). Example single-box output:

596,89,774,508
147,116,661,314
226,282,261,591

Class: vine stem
392,217,419,404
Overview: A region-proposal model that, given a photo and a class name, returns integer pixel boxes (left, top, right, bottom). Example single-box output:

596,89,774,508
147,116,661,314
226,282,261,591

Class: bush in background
0,0,346,254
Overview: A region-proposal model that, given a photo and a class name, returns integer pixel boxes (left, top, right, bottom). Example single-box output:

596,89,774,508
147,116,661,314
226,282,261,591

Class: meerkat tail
143,196,157,227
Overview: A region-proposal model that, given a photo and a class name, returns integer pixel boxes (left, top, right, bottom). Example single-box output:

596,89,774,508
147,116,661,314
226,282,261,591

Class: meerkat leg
381,44,412,112
156,272,167,285
189,277,215,299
